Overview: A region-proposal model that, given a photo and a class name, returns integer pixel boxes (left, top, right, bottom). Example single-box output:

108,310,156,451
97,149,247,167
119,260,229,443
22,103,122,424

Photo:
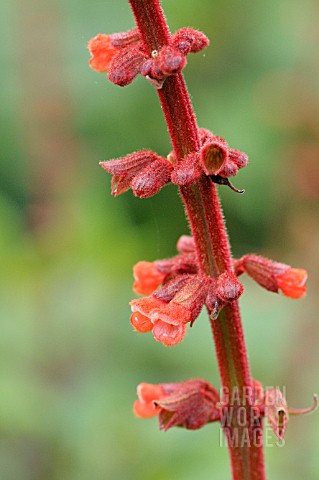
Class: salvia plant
88,1,317,478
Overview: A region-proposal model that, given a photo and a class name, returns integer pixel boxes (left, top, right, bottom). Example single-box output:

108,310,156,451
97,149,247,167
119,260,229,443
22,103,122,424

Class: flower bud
216,271,244,302
171,28,210,55
157,46,187,75
176,235,196,254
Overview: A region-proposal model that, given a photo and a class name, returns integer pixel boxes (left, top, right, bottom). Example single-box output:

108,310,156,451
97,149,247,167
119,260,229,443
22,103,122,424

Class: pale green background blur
0,0,318,479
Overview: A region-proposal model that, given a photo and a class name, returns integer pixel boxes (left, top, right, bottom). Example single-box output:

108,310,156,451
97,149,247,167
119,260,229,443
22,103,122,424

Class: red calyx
133,379,220,431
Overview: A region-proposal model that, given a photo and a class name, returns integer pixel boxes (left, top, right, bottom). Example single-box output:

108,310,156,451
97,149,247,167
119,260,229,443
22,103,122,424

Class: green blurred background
0,0,318,478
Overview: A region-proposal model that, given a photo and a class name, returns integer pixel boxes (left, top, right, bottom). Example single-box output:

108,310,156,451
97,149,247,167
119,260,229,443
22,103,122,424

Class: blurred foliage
0,0,318,478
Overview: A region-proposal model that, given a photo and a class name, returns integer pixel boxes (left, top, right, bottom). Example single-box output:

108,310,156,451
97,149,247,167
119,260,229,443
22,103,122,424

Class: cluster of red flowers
88,27,209,88
128,235,307,346
130,235,243,346
99,128,248,198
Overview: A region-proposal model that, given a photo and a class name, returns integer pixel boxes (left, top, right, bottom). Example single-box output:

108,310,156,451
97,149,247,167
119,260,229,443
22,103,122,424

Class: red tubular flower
234,254,307,299
88,29,142,73
130,274,210,346
134,379,220,431
129,296,188,346
133,261,166,295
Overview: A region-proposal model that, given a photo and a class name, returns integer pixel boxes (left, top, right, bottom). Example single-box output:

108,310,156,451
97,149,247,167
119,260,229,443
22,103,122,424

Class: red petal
130,296,166,317
152,320,186,346
137,383,166,403
150,302,191,326
88,34,118,72
130,312,153,333
133,400,160,418
277,268,307,298
133,261,166,295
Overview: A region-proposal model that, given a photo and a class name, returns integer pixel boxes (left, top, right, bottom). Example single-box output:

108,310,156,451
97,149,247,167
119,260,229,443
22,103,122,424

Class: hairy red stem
128,0,266,478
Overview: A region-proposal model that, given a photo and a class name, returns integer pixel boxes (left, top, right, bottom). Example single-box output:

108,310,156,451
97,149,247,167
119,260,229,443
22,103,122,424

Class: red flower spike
176,235,196,254
130,311,153,333
88,34,119,72
133,383,166,418
133,261,166,295
235,254,308,298
171,28,210,56
200,137,229,175
264,388,289,441
276,268,308,299
171,152,202,186
108,46,146,87
216,271,244,302
157,46,186,76
131,158,173,198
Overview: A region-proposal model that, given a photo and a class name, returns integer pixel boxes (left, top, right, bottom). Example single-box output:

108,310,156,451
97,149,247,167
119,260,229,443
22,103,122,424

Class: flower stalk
88,0,315,478
128,1,263,477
